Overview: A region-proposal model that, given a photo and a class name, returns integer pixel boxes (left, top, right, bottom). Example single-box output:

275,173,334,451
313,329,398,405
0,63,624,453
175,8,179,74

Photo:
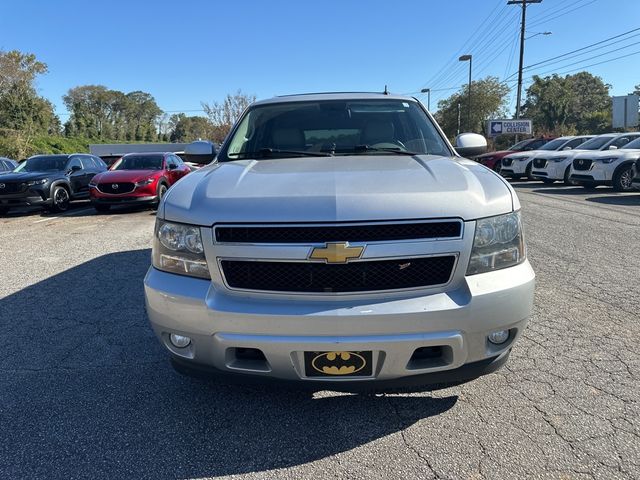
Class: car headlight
152,219,210,279
595,157,617,164
467,211,525,275
135,179,154,187
25,179,47,186
550,157,567,162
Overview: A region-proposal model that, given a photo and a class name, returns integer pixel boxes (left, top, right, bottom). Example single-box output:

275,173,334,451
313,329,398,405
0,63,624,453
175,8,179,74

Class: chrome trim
212,218,465,246
216,252,460,296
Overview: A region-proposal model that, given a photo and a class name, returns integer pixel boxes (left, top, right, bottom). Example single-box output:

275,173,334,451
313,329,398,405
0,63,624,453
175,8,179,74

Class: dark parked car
0,154,107,215
0,157,18,173
475,137,554,171
89,152,191,212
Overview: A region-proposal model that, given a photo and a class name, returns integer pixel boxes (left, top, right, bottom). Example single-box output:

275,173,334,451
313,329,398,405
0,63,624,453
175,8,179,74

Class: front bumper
144,260,535,388
532,161,569,180
91,195,158,206
0,191,51,209
501,159,530,176
570,162,612,185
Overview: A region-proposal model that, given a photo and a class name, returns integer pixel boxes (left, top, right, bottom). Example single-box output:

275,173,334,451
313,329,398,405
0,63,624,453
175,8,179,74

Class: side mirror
454,133,487,158
562,146,572,151
608,145,618,150
168,163,178,170
70,165,82,173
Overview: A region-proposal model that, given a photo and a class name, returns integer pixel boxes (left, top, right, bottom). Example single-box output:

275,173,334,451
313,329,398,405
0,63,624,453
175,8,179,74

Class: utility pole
508,0,542,141
457,102,461,135
459,55,472,131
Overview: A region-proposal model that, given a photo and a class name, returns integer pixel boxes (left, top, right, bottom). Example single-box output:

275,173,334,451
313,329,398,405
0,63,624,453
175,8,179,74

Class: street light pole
459,54,472,132
420,88,431,110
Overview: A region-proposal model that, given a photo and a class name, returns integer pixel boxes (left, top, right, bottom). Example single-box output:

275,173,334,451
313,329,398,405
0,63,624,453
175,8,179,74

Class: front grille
502,158,513,167
215,221,462,244
533,158,548,169
97,182,135,194
0,182,24,194
220,256,456,293
573,159,593,171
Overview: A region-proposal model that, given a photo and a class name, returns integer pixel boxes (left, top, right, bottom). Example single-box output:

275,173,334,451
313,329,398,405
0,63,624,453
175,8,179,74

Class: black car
0,154,107,214
0,157,18,173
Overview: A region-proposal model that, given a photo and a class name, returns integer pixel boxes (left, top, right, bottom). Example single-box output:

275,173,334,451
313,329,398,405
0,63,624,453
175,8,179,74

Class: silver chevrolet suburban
144,93,535,389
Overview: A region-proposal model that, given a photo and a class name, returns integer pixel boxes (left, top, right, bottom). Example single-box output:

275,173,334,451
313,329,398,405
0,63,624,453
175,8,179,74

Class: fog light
488,330,510,345
170,333,191,348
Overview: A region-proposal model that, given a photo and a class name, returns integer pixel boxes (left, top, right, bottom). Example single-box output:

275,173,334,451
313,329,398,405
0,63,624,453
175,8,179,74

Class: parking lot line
32,207,95,224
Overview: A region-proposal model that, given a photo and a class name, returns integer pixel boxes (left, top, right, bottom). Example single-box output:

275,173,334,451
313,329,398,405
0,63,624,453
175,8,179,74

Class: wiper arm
229,148,333,159
351,145,420,156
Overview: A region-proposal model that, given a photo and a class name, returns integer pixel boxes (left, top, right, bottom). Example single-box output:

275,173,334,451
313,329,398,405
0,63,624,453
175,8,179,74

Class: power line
528,0,597,28
532,45,640,77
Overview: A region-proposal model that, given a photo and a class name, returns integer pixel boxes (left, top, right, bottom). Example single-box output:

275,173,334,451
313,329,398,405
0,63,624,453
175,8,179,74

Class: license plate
304,351,373,377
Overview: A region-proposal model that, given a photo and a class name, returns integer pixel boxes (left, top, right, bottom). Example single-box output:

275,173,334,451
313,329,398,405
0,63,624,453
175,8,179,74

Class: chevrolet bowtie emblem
309,242,364,264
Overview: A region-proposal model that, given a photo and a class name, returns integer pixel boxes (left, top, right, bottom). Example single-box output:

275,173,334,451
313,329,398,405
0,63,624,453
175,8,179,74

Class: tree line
0,49,254,158
1,48,638,158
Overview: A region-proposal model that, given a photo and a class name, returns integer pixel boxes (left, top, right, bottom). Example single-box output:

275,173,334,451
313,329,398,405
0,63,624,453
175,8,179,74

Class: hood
575,149,640,160
504,150,544,160
93,169,160,183
0,171,60,182
162,155,515,225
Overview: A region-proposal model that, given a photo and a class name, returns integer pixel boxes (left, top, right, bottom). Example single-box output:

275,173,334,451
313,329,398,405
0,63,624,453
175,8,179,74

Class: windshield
112,154,164,170
509,139,531,151
221,99,451,161
578,136,614,150
622,137,640,149
610,135,640,149
539,138,570,151
14,156,68,172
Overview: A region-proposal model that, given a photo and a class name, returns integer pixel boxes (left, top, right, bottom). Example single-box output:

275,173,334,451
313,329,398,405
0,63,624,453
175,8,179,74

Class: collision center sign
487,119,532,136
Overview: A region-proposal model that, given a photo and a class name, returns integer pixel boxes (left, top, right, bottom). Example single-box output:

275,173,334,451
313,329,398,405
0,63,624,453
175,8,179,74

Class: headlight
25,179,47,186
152,220,210,279
595,157,617,164
467,211,525,275
550,157,567,162
135,179,154,187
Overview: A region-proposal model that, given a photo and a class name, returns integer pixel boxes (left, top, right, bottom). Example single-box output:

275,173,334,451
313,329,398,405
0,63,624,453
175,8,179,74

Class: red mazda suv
89,152,190,212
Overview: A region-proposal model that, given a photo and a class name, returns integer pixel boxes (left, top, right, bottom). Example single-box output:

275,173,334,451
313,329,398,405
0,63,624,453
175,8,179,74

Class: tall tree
169,114,213,142
435,77,510,138
521,72,611,134
0,50,59,157
202,90,256,143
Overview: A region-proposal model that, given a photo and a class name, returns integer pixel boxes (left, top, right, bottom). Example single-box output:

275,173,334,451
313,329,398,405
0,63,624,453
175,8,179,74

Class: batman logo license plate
304,351,373,377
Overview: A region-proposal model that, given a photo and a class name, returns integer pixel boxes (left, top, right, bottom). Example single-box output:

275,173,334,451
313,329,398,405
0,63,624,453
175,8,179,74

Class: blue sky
2,0,639,121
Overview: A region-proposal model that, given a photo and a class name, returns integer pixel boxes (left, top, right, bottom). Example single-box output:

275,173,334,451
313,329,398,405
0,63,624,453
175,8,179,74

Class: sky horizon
2,0,639,123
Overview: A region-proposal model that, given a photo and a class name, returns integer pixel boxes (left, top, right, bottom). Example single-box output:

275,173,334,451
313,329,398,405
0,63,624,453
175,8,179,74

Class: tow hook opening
407,345,453,370
227,347,271,372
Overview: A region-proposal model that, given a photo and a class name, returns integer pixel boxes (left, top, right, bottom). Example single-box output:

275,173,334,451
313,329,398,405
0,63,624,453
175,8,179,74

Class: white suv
531,133,639,185
570,134,640,190
501,136,592,181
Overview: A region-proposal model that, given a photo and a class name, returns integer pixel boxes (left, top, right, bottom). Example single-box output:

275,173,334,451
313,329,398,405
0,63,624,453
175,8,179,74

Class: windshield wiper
350,145,420,156
229,148,333,159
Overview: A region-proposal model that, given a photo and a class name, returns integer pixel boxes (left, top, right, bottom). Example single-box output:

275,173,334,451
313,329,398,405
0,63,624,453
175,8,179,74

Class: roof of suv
254,92,416,106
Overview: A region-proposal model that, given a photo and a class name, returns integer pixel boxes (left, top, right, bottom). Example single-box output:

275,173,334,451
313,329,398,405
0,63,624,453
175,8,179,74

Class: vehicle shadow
0,249,458,479
586,195,640,206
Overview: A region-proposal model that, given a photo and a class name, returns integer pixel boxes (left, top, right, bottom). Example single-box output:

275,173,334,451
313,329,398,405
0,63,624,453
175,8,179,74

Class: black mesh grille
573,159,593,171
501,158,513,167
97,182,135,194
221,256,456,293
0,182,24,194
216,222,461,244
533,158,547,169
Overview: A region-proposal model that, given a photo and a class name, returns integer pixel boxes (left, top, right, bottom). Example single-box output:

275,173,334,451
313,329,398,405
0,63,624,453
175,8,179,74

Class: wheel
493,163,501,173
612,166,634,192
50,186,70,213
511,174,522,181
542,179,555,184
154,183,168,208
94,204,110,213
563,166,576,186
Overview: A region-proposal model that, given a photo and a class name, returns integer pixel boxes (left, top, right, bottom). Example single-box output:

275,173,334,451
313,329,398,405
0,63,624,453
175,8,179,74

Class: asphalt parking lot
0,184,639,480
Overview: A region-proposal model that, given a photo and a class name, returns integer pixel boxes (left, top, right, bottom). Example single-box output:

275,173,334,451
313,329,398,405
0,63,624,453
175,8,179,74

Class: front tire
542,179,555,184
50,186,70,213
154,183,168,209
563,166,576,186
613,166,634,192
